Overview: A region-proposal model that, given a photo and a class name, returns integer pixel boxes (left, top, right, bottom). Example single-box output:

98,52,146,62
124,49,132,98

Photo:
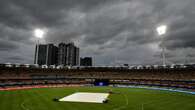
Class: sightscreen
94,79,109,86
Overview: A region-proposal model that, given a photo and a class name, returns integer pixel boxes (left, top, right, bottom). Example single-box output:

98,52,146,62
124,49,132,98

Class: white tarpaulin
59,92,109,103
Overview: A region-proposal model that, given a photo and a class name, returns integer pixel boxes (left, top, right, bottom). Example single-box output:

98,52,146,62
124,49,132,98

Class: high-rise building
34,44,58,65
47,44,58,65
75,47,79,66
58,42,79,66
80,57,92,66
58,43,67,65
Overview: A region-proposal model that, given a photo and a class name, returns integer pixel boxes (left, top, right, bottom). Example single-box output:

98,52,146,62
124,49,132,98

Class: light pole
156,25,167,66
34,28,45,65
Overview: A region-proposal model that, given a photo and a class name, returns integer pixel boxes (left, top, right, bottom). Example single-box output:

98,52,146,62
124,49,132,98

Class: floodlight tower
156,25,167,66
34,28,45,64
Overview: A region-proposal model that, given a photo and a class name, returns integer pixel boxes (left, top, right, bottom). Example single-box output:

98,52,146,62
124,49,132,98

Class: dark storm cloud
0,39,18,50
7,56,24,61
0,0,111,28
0,0,195,65
164,17,195,50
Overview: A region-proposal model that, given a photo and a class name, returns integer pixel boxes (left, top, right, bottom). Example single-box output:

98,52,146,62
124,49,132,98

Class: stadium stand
0,66,195,90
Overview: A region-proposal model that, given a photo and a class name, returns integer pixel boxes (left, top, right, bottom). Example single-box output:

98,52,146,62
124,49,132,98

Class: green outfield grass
0,86,195,110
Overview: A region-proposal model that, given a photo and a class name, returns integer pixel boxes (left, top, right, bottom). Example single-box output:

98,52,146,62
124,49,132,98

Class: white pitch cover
59,92,109,103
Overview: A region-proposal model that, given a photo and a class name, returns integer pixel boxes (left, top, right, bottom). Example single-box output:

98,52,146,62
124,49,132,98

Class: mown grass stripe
0,87,195,110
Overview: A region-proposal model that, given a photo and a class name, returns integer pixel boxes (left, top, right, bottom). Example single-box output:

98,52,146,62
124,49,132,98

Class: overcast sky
0,0,195,65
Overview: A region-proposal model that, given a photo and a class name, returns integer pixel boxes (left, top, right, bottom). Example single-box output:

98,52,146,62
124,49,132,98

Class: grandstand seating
0,67,195,90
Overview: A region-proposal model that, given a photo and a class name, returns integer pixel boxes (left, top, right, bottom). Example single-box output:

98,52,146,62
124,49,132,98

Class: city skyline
35,42,79,66
34,43,58,65
0,0,195,65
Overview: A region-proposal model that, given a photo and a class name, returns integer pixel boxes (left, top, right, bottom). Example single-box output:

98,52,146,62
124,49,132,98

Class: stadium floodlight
156,25,167,36
156,25,167,66
34,28,45,39
34,28,45,65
